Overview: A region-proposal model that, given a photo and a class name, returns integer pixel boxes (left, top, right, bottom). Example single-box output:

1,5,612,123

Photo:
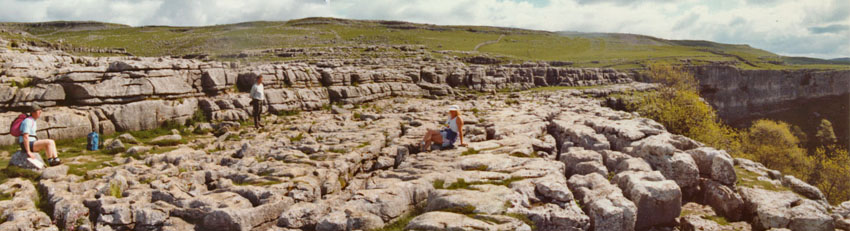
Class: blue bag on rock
87,132,99,151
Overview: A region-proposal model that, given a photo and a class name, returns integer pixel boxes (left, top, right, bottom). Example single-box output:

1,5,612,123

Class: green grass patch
186,108,209,126
234,179,283,186
735,166,788,191
109,182,123,198
102,146,126,155
467,165,489,171
509,152,539,158
525,85,602,92
440,205,477,215
8,79,33,88
67,155,113,177
328,149,347,154
0,191,11,201
148,138,185,146
371,204,426,231
460,148,481,156
290,133,305,142
3,18,848,70
276,110,301,117
128,121,186,142
434,177,526,190
702,215,731,226
0,165,41,184
147,146,178,155
225,133,241,141
356,141,371,148
506,213,535,230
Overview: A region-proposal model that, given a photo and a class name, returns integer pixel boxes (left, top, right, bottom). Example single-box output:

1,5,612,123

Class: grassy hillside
1,17,848,70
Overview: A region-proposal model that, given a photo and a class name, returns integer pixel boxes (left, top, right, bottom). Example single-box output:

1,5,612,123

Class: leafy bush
615,64,740,153
815,119,838,145
621,64,850,204
809,145,850,203
741,119,812,178
186,109,208,126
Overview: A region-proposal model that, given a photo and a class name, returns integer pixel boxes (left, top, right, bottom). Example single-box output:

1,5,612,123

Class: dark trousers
251,99,262,128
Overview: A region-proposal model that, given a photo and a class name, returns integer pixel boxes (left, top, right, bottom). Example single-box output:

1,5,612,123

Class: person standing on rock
420,105,466,151
250,75,267,129
19,105,61,166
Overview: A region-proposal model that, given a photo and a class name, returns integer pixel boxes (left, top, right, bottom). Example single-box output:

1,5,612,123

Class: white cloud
0,0,847,58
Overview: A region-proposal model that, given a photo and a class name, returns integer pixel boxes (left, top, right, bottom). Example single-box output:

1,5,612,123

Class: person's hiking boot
48,158,61,166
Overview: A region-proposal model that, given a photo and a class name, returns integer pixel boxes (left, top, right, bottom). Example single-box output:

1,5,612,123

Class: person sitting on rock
19,105,61,166
250,75,267,129
420,105,466,151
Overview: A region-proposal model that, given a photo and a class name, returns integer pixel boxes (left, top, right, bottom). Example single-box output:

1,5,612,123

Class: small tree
743,119,812,178
645,63,698,94
815,119,838,147
810,145,850,204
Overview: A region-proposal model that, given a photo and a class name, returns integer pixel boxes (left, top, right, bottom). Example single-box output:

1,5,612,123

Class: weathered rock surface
613,170,682,229
2,41,849,231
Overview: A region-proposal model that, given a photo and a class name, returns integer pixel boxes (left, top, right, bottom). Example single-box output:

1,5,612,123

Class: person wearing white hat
420,105,466,150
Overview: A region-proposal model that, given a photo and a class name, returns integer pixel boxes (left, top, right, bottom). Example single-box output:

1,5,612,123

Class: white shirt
250,83,265,101
446,116,459,133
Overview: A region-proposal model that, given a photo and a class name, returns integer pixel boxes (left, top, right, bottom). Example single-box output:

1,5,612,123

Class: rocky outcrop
5,38,850,231
691,65,850,122
0,179,58,230
1,44,635,146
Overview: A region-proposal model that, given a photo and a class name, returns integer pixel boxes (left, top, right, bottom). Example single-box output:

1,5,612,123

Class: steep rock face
691,65,850,122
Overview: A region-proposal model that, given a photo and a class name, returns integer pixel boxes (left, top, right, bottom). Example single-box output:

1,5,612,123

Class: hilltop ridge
2,17,848,70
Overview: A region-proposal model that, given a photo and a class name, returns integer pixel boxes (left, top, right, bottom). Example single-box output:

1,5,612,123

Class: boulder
104,139,125,153
150,134,183,145
680,215,722,231
700,179,744,221
126,146,152,155
686,147,736,185
833,201,850,230
550,122,610,151
41,165,69,180
9,150,46,170
567,173,636,231
425,185,516,215
627,134,700,189
739,187,834,231
277,202,330,229
559,147,606,177
522,203,591,231
613,171,681,229
117,133,139,144
781,175,825,201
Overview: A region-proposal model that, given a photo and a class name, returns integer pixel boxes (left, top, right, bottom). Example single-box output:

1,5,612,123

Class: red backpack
9,114,30,137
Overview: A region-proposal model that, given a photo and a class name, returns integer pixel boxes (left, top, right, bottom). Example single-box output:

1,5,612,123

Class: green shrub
0,191,11,201
186,109,208,126
109,182,123,198
809,146,850,204
615,64,740,153
9,79,33,88
742,119,812,178
433,179,445,189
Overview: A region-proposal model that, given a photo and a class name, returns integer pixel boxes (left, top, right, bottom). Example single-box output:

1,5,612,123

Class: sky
0,0,848,59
